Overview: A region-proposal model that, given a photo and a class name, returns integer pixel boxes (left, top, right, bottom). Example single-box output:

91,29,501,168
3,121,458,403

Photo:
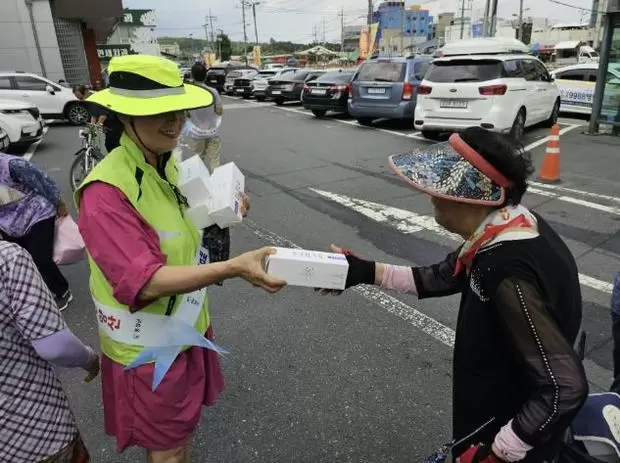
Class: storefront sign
97,45,133,60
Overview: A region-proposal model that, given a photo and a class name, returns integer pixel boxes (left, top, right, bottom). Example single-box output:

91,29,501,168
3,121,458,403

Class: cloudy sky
124,0,591,43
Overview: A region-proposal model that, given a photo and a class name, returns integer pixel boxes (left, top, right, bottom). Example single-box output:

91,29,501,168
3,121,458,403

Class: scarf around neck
454,204,539,276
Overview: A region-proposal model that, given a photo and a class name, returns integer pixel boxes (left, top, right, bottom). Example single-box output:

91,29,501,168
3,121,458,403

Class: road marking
243,218,611,391
223,103,267,110
309,188,614,295
23,126,49,161
531,181,620,205
523,123,584,152
528,187,620,216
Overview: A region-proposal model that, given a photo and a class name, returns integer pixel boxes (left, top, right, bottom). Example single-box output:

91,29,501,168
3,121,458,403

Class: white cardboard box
209,162,245,229
178,155,213,208
186,202,215,229
264,247,349,290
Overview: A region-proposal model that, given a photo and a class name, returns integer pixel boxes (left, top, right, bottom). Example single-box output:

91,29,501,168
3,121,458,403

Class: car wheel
421,130,442,141
510,108,526,142
312,109,327,118
543,99,560,128
65,102,89,125
357,118,373,126
275,99,284,106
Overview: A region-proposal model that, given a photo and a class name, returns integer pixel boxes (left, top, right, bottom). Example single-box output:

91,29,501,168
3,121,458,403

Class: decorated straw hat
87,54,214,116
388,133,514,206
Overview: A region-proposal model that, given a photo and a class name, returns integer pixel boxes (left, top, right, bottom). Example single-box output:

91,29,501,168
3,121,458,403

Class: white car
0,99,45,151
0,71,89,125
551,63,620,116
415,49,560,140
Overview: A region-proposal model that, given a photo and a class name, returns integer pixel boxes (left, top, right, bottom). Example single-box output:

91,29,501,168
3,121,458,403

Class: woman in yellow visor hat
75,54,285,463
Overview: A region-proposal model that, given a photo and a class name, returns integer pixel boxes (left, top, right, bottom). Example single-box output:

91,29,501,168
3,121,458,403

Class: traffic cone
537,124,561,183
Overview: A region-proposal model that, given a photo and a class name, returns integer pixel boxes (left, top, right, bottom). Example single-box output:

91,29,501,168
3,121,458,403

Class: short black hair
191,63,207,82
460,127,534,206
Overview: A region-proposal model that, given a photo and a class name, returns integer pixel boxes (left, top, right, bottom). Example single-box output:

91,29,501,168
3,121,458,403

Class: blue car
348,54,432,126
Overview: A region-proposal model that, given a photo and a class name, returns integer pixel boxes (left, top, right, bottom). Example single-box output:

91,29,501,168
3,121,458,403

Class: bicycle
70,123,105,191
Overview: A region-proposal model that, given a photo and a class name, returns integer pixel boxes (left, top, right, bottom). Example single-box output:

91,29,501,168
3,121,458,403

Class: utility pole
322,17,326,44
489,0,498,37
250,1,260,45
482,0,491,36
217,28,224,60
367,0,373,25
400,4,405,54
517,0,524,41
206,10,217,53
339,8,345,52
241,0,248,64
459,0,466,39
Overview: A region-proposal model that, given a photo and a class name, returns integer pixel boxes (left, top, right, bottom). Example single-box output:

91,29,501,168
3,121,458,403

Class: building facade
105,9,161,57
343,25,363,52
374,1,434,43
0,0,121,85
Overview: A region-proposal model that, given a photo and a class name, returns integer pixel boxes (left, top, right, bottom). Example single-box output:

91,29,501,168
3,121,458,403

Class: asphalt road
29,99,618,462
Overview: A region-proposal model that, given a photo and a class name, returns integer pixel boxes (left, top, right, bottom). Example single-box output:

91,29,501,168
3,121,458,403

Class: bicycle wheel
70,150,87,192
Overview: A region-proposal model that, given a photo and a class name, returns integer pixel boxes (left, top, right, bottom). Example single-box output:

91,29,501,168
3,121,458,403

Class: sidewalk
529,129,620,199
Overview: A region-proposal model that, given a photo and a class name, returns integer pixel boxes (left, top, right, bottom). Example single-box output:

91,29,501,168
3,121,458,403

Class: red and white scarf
454,205,539,276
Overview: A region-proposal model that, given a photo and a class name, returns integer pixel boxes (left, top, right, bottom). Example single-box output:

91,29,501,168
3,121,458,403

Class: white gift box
186,202,215,229
177,155,213,208
263,247,349,290
209,162,245,229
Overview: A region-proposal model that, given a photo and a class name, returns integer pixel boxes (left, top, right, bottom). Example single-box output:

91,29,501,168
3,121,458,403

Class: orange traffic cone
537,124,561,183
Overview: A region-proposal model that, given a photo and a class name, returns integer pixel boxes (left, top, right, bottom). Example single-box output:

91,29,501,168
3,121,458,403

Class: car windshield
316,72,355,83
356,62,406,82
425,59,504,82
258,71,277,78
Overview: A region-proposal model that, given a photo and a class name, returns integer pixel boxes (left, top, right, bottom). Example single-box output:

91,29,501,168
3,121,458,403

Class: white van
554,42,599,67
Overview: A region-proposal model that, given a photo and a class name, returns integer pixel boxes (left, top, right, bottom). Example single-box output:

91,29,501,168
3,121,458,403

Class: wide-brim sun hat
388,133,514,206
87,54,214,116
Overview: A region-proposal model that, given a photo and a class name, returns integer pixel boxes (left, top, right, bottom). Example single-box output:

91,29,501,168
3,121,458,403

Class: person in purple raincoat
0,153,73,310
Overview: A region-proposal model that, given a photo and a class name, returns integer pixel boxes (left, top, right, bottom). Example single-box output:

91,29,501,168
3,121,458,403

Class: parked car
206,63,255,93
414,50,561,140
0,71,88,125
348,55,432,126
302,70,356,117
234,70,274,98
225,69,258,95
0,126,9,152
254,68,298,101
0,99,45,151
551,63,620,116
267,70,325,105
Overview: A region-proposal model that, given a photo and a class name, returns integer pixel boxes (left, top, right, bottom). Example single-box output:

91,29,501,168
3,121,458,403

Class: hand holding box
263,247,349,290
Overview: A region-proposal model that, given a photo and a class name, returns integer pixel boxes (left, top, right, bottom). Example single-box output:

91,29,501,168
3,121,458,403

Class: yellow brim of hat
86,83,214,116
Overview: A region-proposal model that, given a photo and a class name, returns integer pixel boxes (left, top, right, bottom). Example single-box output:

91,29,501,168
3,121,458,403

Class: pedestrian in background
176,62,233,265
0,240,100,462
0,153,73,310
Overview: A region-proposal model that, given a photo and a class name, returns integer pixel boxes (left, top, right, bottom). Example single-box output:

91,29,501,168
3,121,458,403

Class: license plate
367,87,386,94
440,99,468,109
312,89,327,95
236,88,243,93
209,79,217,83
272,90,281,95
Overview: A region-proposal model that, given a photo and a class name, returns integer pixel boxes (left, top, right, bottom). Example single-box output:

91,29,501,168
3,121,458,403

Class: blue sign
472,21,483,38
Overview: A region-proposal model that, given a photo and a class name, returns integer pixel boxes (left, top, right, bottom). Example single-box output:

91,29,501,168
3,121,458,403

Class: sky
124,0,591,43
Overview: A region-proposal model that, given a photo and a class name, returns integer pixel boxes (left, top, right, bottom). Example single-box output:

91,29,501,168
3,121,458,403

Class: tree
218,33,232,61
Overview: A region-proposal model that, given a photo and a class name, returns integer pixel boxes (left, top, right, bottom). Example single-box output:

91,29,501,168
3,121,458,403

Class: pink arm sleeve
78,182,166,311
493,420,534,462
380,265,417,295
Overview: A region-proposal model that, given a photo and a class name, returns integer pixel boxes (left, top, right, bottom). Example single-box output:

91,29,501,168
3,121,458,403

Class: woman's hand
239,191,250,218
83,351,100,383
316,245,376,295
57,199,69,218
231,247,286,293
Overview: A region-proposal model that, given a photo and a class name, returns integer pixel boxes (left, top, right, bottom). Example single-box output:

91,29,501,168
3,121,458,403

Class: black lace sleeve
411,248,466,299
494,277,589,446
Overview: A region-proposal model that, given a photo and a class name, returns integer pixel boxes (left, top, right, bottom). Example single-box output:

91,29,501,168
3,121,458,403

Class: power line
547,0,605,11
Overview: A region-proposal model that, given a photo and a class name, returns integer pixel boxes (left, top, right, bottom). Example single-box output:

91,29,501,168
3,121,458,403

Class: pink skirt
101,327,225,453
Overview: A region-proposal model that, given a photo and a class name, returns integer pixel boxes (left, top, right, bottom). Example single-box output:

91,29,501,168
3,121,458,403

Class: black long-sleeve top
412,213,588,462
